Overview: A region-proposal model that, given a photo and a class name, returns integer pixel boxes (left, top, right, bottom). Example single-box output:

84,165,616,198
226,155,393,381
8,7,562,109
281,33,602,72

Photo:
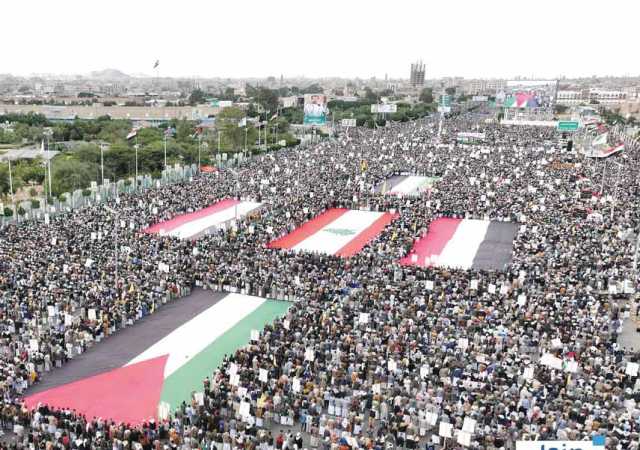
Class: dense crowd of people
1,110,639,449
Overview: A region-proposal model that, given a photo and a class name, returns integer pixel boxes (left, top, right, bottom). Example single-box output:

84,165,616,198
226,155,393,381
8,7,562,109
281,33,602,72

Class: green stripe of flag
160,299,290,409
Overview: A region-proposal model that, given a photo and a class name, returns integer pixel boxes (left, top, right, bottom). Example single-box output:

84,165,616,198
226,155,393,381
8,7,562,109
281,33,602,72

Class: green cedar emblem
324,228,357,236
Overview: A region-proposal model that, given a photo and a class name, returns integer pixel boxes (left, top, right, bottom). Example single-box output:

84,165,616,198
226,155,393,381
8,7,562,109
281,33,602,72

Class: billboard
472,95,488,102
303,94,328,125
210,100,233,108
557,121,579,131
371,104,397,113
438,95,452,107
341,118,356,127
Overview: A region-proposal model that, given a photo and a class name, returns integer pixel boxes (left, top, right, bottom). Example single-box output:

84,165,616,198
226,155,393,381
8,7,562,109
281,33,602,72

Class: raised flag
126,127,140,140
588,143,625,158
400,217,518,270
153,60,159,69
144,198,262,240
24,292,290,424
268,208,397,257
592,132,608,146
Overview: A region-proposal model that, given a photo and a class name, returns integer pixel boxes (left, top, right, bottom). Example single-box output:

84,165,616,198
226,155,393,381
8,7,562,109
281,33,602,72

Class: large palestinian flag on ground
24,291,289,425
269,208,397,257
377,175,439,196
400,218,517,270
144,199,262,239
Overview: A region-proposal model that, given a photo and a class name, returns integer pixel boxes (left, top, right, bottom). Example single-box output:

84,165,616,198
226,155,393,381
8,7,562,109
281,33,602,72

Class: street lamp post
8,158,15,219
100,143,105,185
43,129,53,204
198,134,202,171
163,134,168,171
134,144,139,192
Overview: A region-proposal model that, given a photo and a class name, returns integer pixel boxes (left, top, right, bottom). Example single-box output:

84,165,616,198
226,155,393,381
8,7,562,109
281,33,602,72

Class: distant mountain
88,69,131,80
130,72,153,79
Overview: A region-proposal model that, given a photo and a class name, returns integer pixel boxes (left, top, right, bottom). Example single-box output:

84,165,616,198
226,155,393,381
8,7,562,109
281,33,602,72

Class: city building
410,61,425,89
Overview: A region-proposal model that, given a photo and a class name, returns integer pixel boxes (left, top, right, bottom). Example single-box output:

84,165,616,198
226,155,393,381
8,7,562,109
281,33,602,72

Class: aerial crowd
0,109,639,450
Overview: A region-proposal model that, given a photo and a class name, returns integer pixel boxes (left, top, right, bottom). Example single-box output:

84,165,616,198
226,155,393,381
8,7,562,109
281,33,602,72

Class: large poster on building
303,94,328,125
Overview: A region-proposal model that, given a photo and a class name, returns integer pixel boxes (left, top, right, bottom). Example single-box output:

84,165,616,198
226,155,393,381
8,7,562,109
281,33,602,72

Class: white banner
341,118,356,127
371,104,397,113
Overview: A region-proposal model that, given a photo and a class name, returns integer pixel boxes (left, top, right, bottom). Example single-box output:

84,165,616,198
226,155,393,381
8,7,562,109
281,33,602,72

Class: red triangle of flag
24,355,168,425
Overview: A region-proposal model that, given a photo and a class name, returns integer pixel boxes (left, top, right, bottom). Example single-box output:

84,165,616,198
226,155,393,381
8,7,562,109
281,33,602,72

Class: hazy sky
2,0,638,79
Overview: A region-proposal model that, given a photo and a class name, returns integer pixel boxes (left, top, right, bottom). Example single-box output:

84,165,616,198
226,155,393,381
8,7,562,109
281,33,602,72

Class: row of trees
328,99,435,128
0,158,45,196
0,108,301,199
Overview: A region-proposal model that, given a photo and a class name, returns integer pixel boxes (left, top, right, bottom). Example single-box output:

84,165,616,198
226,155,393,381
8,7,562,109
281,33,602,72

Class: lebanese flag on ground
24,293,290,425
400,217,517,270
269,208,397,257
144,198,262,239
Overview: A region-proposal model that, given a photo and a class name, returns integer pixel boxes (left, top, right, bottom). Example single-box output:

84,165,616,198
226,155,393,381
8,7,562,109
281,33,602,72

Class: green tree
300,84,323,95
253,87,279,114
364,88,379,104
419,88,434,104
16,161,45,185
189,88,207,106
51,159,98,195
216,107,246,152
